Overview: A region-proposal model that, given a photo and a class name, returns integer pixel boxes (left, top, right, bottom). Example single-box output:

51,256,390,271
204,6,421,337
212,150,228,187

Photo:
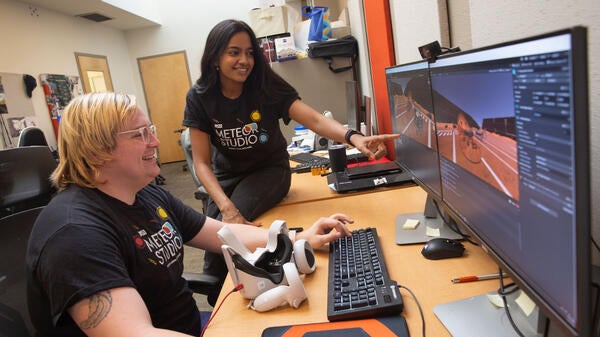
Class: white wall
389,0,450,64
346,0,372,102
103,0,161,24
0,0,138,149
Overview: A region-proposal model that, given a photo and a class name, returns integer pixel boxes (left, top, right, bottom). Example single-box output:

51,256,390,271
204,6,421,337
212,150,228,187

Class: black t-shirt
182,85,298,178
26,184,207,336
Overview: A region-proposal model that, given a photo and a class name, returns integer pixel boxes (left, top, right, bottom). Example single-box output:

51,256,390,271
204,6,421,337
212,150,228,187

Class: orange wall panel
363,0,396,158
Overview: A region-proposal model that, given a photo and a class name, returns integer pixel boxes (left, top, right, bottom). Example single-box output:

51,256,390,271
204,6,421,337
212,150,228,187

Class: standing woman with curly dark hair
182,19,397,303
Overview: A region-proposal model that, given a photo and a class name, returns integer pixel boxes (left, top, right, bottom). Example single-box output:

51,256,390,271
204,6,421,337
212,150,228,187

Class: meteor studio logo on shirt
213,110,269,149
133,206,184,267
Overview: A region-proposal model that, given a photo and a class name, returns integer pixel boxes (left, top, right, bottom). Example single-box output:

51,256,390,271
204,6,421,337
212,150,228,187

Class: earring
216,65,220,71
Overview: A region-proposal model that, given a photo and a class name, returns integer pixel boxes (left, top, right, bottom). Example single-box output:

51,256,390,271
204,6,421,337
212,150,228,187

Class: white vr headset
217,220,316,312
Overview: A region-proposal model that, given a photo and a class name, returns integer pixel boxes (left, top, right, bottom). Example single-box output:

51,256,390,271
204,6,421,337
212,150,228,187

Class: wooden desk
203,187,502,336
278,170,336,206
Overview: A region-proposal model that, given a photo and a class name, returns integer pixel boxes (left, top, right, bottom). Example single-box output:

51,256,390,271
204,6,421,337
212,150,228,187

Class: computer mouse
421,238,465,260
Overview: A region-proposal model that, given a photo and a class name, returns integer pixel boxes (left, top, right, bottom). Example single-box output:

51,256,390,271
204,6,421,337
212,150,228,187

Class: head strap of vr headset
230,233,293,284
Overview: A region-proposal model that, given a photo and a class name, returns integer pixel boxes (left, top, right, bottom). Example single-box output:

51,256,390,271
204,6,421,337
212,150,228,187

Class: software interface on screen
386,61,441,199
429,30,586,332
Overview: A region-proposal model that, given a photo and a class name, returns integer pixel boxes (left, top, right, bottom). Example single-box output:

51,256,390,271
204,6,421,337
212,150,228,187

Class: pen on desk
451,272,505,283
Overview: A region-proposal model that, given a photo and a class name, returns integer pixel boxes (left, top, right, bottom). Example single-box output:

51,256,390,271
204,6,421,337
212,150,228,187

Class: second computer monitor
385,61,463,244
386,60,440,198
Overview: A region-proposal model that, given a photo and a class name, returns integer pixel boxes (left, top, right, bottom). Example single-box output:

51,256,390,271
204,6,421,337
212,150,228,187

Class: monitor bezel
384,59,444,204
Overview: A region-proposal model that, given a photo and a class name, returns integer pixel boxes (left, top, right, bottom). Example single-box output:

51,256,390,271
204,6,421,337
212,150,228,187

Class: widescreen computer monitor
430,27,590,337
385,61,463,244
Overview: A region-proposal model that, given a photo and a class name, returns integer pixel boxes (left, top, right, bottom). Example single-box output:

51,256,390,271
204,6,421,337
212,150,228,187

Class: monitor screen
430,27,590,336
386,61,465,245
385,61,441,199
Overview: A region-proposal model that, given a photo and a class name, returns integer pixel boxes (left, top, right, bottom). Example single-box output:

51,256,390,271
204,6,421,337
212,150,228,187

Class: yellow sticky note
402,218,420,230
425,226,440,237
486,293,505,308
516,291,536,316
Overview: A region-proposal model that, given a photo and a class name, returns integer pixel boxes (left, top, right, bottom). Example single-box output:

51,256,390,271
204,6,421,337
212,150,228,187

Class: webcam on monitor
418,41,461,62
418,41,443,60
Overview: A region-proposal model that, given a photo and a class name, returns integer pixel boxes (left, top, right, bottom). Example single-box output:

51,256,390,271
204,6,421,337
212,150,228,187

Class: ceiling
17,0,161,31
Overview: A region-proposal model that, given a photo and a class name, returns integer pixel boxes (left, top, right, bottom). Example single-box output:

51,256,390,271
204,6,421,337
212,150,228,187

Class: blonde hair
52,92,138,189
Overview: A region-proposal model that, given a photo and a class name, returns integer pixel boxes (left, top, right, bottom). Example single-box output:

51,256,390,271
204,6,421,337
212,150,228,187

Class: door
138,51,191,163
74,53,114,93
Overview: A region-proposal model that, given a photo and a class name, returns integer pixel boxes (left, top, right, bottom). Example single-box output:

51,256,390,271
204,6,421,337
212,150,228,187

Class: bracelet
344,129,364,147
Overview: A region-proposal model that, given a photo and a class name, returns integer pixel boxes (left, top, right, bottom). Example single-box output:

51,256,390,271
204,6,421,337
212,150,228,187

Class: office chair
0,146,57,218
17,127,59,161
179,128,210,214
0,206,43,337
17,127,48,147
177,128,220,305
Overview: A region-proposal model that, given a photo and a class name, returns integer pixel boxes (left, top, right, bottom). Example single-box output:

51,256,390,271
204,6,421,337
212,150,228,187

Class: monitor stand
434,290,544,337
395,195,463,245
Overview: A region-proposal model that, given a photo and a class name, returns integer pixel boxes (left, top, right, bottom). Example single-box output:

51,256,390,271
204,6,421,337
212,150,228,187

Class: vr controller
217,220,316,312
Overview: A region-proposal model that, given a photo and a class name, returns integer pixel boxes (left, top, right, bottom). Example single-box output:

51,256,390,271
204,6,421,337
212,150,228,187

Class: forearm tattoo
79,290,113,330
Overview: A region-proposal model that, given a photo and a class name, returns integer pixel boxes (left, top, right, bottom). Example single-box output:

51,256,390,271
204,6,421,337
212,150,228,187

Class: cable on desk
200,284,244,337
397,284,425,337
496,268,529,337
431,199,479,246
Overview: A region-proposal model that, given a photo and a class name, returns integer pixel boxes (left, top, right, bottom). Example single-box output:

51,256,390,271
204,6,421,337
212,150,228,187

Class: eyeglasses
118,124,157,144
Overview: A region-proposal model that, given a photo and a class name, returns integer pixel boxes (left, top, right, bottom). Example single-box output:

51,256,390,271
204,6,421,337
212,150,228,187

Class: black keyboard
290,152,369,173
290,153,330,173
327,227,403,321
290,152,324,164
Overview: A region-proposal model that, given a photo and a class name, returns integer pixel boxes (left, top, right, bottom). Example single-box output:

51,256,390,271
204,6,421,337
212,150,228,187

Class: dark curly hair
194,19,295,103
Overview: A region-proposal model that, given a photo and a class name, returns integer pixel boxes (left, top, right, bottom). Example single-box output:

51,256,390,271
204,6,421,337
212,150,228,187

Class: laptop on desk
327,161,413,193
346,161,404,179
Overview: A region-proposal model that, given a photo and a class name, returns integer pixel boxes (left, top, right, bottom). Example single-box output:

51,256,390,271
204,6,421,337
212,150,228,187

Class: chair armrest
194,189,209,202
194,188,210,214
183,272,220,296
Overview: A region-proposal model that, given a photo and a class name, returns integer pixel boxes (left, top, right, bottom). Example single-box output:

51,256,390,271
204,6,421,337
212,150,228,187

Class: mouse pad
261,316,409,337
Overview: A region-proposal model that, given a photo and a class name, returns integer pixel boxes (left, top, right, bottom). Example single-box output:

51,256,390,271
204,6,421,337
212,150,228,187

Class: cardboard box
248,6,288,38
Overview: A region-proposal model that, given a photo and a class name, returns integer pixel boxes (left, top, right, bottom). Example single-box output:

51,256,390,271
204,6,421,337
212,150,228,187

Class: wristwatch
344,129,364,147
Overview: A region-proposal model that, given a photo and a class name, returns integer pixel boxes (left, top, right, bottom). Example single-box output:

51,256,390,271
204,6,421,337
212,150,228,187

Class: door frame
74,52,114,93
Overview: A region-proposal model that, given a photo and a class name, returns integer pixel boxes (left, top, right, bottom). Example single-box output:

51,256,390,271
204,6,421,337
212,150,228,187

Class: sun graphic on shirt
250,110,261,122
156,206,168,220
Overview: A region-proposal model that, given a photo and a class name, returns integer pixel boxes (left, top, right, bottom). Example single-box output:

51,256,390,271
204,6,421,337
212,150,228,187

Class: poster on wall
7,116,39,136
0,78,8,114
0,73,39,148
39,74,83,137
